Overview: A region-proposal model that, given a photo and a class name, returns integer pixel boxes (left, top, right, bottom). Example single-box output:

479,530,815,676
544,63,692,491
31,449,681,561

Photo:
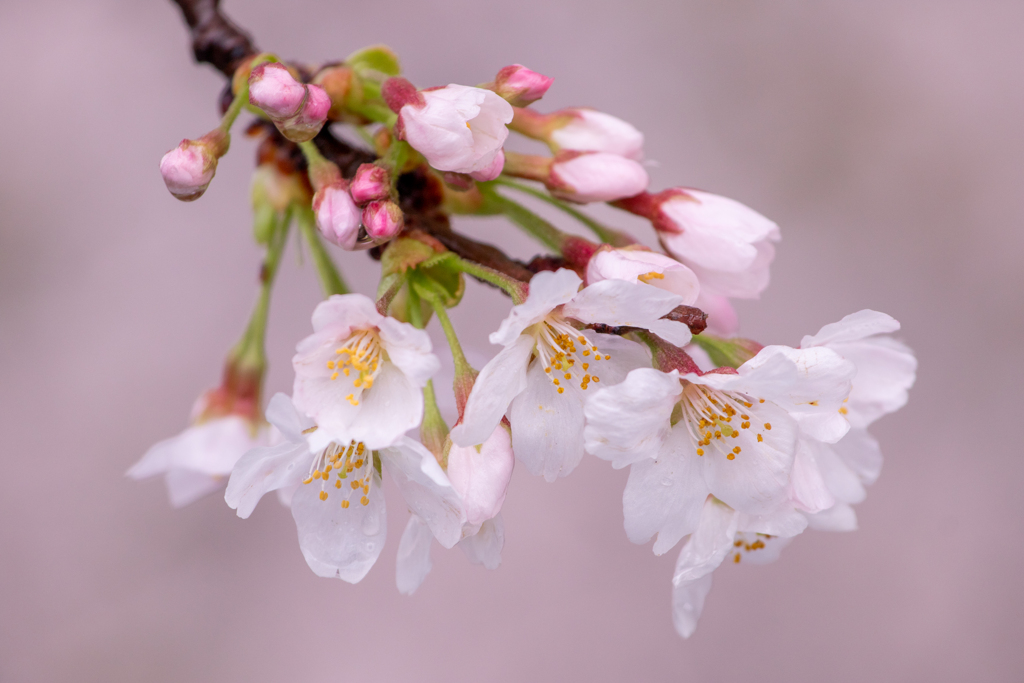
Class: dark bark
171,0,257,77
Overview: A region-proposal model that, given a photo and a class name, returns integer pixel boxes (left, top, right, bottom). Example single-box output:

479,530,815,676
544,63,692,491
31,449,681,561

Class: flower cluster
137,43,916,638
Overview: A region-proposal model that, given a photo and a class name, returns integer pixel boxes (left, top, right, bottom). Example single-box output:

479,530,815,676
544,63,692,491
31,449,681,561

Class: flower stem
298,207,350,295
492,177,636,247
218,54,272,135
298,140,342,189
478,184,567,254
448,255,528,304
413,277,479,415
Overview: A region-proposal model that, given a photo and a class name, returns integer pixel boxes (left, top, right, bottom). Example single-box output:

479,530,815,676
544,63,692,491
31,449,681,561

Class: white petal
450,334,533,447
396,515,434,595
563,278,682,329
735,505,807,538
805,502,858,531
586,249,699,304
833,428,883,485
729,532,792,565
265,393,314,441
290,470,387,582
801,309,901,347
224,441,311,519
645,319,693,347
309,293,381,335
623,429,709,555
446,424,515,526
128,417,263,480
701,401,797,515
672,573,714,639
348,362,424,450
459,515,504,569
815,441,866,505
377,316,441,388
509,361,586,481
583,367,681,468
832,337,917,428
788,437,836,514
381,438,465,549
276,484,299,508
489,269,582,346
683,240,775,299
672,498,738,584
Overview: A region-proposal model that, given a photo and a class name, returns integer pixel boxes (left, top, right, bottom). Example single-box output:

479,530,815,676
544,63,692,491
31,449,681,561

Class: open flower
291,294,440,452
583,342,854,553
450,268,690,481
585,247,700,304
225,394,464,582
128,374,268,507
398,84,514,178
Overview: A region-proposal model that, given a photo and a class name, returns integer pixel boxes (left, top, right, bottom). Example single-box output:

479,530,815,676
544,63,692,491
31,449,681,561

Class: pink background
1,1,1022,680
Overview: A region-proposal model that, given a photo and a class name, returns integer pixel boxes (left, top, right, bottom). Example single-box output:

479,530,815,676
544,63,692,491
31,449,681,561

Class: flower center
731,532,773,563
325,329,383,407
302,440,374,508
531,315,609,395
678,383,770,461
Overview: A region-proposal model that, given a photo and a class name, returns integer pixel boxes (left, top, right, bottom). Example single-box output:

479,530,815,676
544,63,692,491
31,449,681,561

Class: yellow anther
351,480,361,490
335,480,342,489
583,350,590,356
312,470,322,479
733,446,741,454
319,490,328,501
757,434,763,442
764,423,772,430
696,448,704,456
331,372,339,381
727,453,735,460
302,476,313,485
327,361,336,369
341,500,350,509
557,387,564,394
360,496,369,506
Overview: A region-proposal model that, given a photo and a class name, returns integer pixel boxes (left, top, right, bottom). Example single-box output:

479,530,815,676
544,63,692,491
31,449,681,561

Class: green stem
218,54,273,134
448,256,528,305
478,185,567,254
493,177,636,247
298,140,342,189
232,210,291,371
298,208,350,295
414,280,475,379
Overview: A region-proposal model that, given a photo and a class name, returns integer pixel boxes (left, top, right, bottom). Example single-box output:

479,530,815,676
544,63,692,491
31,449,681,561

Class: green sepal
345,45,402,76
692,335,763,369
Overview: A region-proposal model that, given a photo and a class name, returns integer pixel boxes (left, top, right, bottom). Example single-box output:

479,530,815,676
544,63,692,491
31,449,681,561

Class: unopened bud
313,65,354,120
159,132,226,202
469,149,505,182
349,163,391,205
548,151,649,203
313,184,362,250
549,109,644,160
249,63,330,143
492,64,553,107
362,200,405,241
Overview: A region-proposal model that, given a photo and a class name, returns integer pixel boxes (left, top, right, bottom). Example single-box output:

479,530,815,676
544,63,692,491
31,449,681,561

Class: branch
171,0,258,77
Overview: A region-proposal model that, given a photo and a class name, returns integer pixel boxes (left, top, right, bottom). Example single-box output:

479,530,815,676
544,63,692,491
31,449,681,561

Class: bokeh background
1,1,1022,681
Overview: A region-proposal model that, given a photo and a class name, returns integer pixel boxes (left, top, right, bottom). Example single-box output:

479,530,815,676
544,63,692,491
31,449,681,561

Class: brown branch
171,0,258,77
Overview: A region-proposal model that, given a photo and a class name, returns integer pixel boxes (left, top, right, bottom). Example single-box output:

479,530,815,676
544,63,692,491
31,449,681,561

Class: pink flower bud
548,151,649,203
492,64,554,107
362,200,404,241
349,163,391,205
249,63,329,143
313,184,361,250
249,63,306,119
159,138,219,202
468,149,505,182
549,109,644,160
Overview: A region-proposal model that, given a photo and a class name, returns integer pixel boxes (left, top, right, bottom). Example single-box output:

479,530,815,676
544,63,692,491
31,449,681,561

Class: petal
735,506,807,538
224,441,311,519
583,367,681,469
623,428,710,555
672,498,738,584
446,423,515,526
164,470,223,508
816,441,867,504
729,532,793,565
585,249,699,304
801,309,901,347
381,438,465,549
832,337,917,428
450,334,533,447
377,316,440,388
309,293,381,335
701,401,797,515
833,428,883,485
265,393,314,442
672,573,714,639
683,240,775,299
509,360,586,481
490,269,582,346
645,319,693,348
788,437,836,514
290,470,387,582
395,515,434,595
805,502,858,532
563,278,682,328
348,361,424,450
459,515,504,570
128,417,263,480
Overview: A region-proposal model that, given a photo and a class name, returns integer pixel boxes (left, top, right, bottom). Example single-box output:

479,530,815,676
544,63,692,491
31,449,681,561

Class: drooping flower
585,247,700,304
394,82,514,178
128,374,269,507
450,268,691,481
583,342,854,553
225,394,464,582
291,294,440,452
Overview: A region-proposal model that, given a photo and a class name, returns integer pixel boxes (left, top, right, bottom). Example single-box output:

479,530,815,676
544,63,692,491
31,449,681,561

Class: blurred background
1,1,1022,681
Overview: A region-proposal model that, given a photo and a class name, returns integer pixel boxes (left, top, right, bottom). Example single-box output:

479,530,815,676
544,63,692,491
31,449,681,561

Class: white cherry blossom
450,268,689,481
291,293,440,453
225,394,464,582
585,247,700,304
400,84,514,178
